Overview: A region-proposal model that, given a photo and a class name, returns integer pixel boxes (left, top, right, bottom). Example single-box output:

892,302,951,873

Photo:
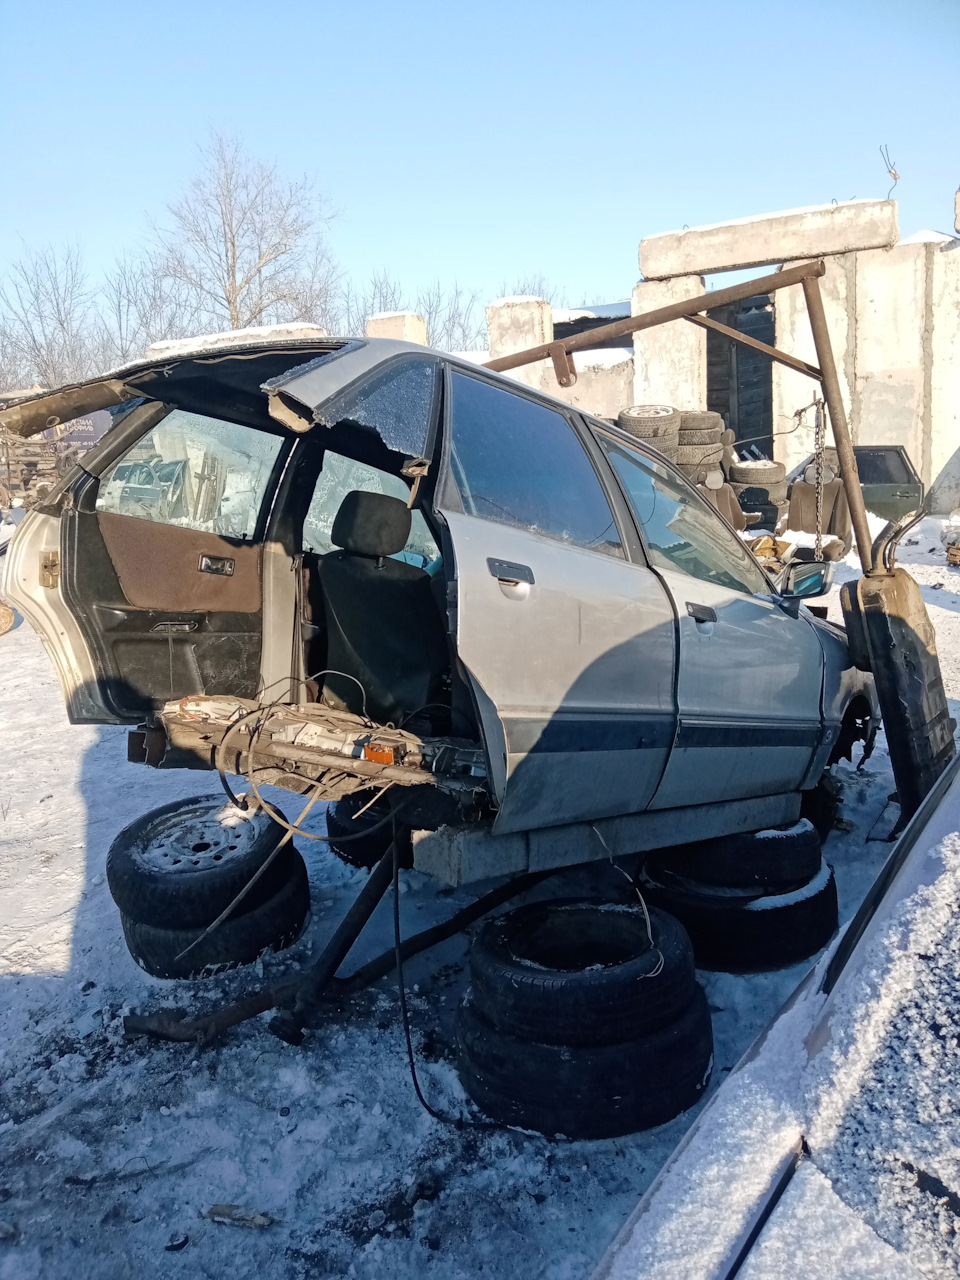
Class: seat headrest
331,489,411,558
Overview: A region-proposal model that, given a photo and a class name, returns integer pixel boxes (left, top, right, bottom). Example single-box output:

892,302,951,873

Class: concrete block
631,276,706,409
485,297,553,393
639,200,899,280
853,243,928,483
411,824,528,886
365,311,428,344
772,255,853,473
955,187,960,236
928,242,960,512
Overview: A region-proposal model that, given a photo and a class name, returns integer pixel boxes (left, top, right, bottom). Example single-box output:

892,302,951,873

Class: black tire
639,859,838,973
456,985,713,1139
728,460,786,485
470,901,697,1047
120,854,310,978
801,774,841,844
325,794,412,870
107,797,295,929
618,405,681,437
678,428,723,446
647,431,679,454
679,411,723,435
738,502,782,528
676,443,723,466
644,820,822,890
731,481,788,505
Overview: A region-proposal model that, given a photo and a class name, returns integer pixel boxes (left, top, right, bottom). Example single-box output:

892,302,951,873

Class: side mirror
780,561,835,614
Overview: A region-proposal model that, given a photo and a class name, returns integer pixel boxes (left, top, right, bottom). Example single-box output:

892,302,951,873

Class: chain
813,398,825,561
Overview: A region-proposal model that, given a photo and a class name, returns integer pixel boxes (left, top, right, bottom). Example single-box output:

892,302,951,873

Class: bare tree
415,280,486,350
158,134,337,332
0,244,96,387
339,270,407,337
95,252,203,367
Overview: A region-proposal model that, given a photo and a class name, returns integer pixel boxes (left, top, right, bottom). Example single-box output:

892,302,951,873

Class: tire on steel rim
120,854,310,978
644,820,822,890
456,986,713,1139
617,405,681,438
639,859,838,973
107,796,295,929
469,900,698,1046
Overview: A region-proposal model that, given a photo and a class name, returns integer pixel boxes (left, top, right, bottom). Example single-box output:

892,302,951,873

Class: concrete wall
485,296,635,418
772,238,960,509
631,276,706,410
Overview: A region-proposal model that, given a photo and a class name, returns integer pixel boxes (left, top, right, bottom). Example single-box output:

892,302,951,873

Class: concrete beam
639,200,899,280
632,275,706,409
365,311,428,344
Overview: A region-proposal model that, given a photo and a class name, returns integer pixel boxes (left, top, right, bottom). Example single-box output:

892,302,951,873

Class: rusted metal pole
683,314,822,381
801,275,875,575
484,260,826,374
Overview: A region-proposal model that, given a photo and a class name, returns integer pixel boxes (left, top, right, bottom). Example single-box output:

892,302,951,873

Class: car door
6,403,289,722
597,433,825,808
435,367,678,834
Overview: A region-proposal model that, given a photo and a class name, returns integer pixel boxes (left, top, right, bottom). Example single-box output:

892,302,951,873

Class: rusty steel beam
801,275,874,574
483,259,826,374
683,313,822,382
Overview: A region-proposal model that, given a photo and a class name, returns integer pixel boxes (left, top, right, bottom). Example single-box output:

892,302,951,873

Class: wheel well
829,693,875,766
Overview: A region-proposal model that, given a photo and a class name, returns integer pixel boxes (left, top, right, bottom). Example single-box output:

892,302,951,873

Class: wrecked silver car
2,333,876,882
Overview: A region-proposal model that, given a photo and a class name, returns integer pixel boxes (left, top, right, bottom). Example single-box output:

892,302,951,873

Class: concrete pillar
484,297,553,392
364,311,428,344
772,255,853,473
927,241,960,511
631,276,706,410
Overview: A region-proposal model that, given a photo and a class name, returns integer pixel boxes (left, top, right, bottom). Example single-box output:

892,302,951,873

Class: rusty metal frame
482,257,876,574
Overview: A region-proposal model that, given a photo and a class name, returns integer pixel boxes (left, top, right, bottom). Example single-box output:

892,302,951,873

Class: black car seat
316,489,449,726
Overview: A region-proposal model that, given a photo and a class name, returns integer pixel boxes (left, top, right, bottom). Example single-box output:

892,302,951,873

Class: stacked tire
617,405,680,464
727,459,788,530
107,796,310,978
675,411,724,482
455,899,713,1139
639,820,838,973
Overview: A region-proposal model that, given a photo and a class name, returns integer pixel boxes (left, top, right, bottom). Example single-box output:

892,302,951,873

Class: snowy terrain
1,519,959,1279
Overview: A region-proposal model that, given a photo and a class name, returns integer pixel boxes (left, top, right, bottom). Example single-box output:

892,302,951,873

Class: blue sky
1,0,957,306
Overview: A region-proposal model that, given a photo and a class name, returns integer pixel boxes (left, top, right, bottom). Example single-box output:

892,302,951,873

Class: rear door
9,405,288,722
435,368,678,834
597,433,826,807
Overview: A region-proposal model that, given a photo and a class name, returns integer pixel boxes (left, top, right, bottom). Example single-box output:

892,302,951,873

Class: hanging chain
813,398,825,562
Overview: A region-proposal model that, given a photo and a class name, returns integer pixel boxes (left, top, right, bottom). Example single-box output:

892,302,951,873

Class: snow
745,858,831,910
3,518,960,1277
144,324,330,360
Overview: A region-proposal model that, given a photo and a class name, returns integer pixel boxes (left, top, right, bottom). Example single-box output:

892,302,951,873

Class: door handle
487,558,534,585
198,554,235,577
686,602,717,624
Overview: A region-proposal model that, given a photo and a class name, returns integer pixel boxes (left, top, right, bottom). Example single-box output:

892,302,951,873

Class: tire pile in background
617,406,725,481
727,458,788,530
107,797,309,979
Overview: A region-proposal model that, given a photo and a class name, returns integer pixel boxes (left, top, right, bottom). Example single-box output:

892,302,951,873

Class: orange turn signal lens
363,743,396,765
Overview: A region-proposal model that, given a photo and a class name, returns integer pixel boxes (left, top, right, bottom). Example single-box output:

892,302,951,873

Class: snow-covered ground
1,519,959,1280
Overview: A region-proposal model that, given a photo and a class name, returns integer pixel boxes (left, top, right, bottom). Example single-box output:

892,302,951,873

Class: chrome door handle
686,602,717,624
487,558,534,585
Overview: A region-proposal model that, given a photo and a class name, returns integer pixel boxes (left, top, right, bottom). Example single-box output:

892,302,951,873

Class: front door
436,369,678,834
597,434,825,808
25,406,288,721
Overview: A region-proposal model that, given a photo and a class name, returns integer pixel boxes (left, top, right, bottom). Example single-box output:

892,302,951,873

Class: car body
2,334,877,880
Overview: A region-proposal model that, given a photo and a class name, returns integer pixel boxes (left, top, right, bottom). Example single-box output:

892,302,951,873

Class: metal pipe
801,276,875,574
484,260,826,375
683,314,822,381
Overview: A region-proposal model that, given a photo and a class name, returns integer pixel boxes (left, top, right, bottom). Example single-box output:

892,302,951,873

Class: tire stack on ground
639,820,838,973
617,405,680,464
727,459,788,530
455,899,713,1138
675,411,724,482
107,796,310,978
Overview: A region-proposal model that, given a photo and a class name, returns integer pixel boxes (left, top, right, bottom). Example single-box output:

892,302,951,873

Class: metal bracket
548,342,578,389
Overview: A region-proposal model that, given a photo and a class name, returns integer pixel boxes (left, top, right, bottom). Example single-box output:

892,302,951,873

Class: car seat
316,490,449,726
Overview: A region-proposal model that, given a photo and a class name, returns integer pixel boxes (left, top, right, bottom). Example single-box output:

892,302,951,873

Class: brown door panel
97,512,261,612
